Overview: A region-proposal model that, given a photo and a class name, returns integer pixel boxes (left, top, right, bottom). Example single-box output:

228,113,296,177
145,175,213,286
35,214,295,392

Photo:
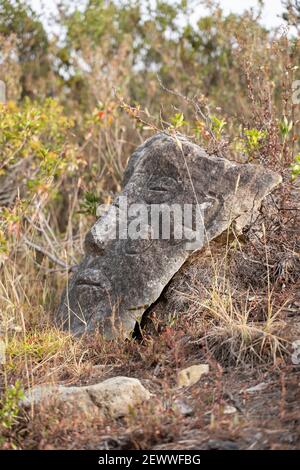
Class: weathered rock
177,364,209,387
223,405,238,415
57,132,281,338
174,399,194,416
204,439,240,450
244,382,269,394
22,376,151,418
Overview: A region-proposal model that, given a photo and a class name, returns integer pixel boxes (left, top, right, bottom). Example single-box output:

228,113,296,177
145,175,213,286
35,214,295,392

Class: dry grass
181,278,288,364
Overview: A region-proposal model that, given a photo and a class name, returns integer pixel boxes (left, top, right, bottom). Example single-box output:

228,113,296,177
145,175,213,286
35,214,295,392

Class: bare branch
23,237,77,272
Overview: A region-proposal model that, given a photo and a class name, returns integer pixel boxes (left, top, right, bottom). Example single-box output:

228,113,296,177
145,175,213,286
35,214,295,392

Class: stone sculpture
57,133,281,338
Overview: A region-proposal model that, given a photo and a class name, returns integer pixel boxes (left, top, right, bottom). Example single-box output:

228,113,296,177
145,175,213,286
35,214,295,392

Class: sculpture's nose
84,203,119,256
84,229,105,256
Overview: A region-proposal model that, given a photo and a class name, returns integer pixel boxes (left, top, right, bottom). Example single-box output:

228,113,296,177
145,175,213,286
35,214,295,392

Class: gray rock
205,439,240,450
57,132,281,338
174,399,194,416
22,376,151,418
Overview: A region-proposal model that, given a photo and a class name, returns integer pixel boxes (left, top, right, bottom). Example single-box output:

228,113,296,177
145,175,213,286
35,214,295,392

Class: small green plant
243,128,267,157
0,229,8,257
210,115,226,140
79,191,101,216
291,154,300,180
0,381,24,429
170,113,188,129
279,116,293,139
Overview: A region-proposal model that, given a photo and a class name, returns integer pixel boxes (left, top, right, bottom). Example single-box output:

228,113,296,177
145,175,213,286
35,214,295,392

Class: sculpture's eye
124,238,154,255
144,176,181,203
148,176,179,192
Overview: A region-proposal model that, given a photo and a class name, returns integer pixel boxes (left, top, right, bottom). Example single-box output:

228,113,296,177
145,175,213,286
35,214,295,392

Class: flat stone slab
57,132,281,338
22,376,151,418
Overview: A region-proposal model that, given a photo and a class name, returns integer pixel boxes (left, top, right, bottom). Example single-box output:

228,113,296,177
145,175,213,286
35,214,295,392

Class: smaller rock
86,376,151,417
223,405,237,415
177,364,209,387
174,399,194,416
22,376,151,418
244,382,269,394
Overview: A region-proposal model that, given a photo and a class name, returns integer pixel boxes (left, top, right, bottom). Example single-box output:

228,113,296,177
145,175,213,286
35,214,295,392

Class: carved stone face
57,133,281,338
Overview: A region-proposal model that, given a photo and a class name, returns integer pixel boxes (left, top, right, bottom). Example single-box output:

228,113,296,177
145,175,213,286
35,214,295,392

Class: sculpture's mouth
76,279,102,288
74,269,112,291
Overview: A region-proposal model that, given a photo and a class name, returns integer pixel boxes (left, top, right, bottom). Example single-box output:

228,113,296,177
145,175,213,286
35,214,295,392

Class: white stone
223,405,237,415
177,364,209,387
244,382,269,394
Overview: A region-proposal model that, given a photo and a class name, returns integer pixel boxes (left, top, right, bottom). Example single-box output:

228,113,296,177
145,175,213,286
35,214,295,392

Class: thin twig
156,74,226,157
23,237,77,272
